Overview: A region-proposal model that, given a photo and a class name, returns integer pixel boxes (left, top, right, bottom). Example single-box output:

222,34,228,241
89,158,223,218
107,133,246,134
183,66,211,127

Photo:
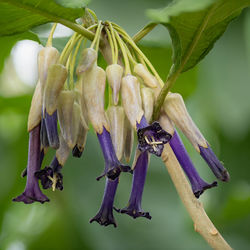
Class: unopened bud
123,116,134,163
82,65,109,134
106,106,125,161
57,90,79,148
28,81,42,132
38,46,60,94
76,48,97,75
164,93,207,152
141,87,154,122
106,64,123,105
44,64,67,115
56,134,70,166
158,111,175,136
134,63,157,88
121,74,144,129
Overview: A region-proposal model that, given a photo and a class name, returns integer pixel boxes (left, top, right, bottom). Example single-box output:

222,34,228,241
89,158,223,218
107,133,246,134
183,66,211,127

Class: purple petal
137,117,172,157
44,110,59,149
199,145,230,182
115,151,151,219
13,124,49,204
170,131,217,198
90,178,118,227
97,127,132,180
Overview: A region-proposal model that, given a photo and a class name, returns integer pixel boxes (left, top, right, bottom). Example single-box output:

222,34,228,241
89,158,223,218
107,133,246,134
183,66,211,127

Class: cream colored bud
164,93,207,151
56,134,70,166
75,122,88,154
44,64,67,115
82,65,109,134
38,46,60,93
121,74,144,129
106,106,125,161
57,90,78,148
28,81,42,132
123,115,134,163
76,48,97,75
158,111,175,136
141,87,154,122
134,63,158,88
106,64,123,105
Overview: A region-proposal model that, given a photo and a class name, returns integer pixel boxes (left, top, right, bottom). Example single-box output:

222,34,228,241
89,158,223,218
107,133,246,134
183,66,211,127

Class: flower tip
89,215,117,228
193,181,218,199
12,193,50,204
115,207,152,220
72,145,83,158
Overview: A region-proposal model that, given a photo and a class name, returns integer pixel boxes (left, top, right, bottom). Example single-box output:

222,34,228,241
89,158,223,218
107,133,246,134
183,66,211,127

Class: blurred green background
0,0,250,249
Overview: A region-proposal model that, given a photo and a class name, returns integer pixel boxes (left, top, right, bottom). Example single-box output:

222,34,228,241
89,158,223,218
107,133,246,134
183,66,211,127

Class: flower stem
46,23,57,47
161,144,232,250
132,22,157,43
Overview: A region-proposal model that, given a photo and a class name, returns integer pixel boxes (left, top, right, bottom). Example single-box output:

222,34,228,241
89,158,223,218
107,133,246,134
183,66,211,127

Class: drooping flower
96,126,132,180
13,124,49,204
115,150,151,219
163,92,230,182
90,178,119,227
169,131,217,198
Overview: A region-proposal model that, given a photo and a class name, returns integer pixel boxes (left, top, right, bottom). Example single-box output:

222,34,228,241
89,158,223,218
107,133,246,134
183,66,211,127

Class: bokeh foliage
0,0,250,249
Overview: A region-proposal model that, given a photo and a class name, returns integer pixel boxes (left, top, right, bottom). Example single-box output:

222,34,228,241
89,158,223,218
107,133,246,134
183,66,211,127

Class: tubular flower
170,131,217,198
115,150,151,219
96,127,132,181
90,178,119,227
13,124,49,204
163,92,230,182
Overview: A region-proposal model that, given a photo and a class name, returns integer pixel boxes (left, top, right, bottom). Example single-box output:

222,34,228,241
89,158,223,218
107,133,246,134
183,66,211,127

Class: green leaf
0,31,39,74
147,0,250,76
0,0,86,36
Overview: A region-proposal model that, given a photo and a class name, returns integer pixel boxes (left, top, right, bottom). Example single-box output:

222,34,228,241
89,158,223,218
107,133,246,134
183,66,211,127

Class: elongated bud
28,81,42,132
56,134,70,166
75,88,88,130
134,63,157,88
76,48,97,75
57,91,80,148
38,46,60,93
44,64,67,115
123,116,134,163
158,111,175,136
106,64,123,105
106,106,125,161
164,93,207,152
72,122,88,158
121,74,144,129
141,87,154,122
82,65,109,134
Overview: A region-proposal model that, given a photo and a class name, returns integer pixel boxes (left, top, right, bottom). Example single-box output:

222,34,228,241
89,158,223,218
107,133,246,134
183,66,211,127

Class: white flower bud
121,74,144,129
158,111,175,136
134,63,158,88
141,87,154,122
106,64,123,105
76,48,97,75
28,81,42,132
57,90,79,148
43,64,67,115
82,65,110,134
106,106,125,161
56,134,70,166
164,93,207,152
38,46,60,94
123,115,134,163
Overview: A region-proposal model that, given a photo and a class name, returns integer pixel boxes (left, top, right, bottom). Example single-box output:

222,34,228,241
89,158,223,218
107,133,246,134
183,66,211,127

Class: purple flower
13,124,50,204
115,151,151,219
199,145,230,182
96,126,132,180
35,156,63,191
43,110,59,149
137,116,172,157
90,178,118,227
170,131,217,198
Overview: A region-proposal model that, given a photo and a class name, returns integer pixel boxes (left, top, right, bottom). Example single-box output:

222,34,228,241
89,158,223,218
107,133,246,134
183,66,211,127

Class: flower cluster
13,17,229,227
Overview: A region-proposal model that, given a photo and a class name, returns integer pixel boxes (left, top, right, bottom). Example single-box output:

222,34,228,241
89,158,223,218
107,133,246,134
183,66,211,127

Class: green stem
132,22,157,43
108,22,119,64
105,27,115,64
46,23,57,47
